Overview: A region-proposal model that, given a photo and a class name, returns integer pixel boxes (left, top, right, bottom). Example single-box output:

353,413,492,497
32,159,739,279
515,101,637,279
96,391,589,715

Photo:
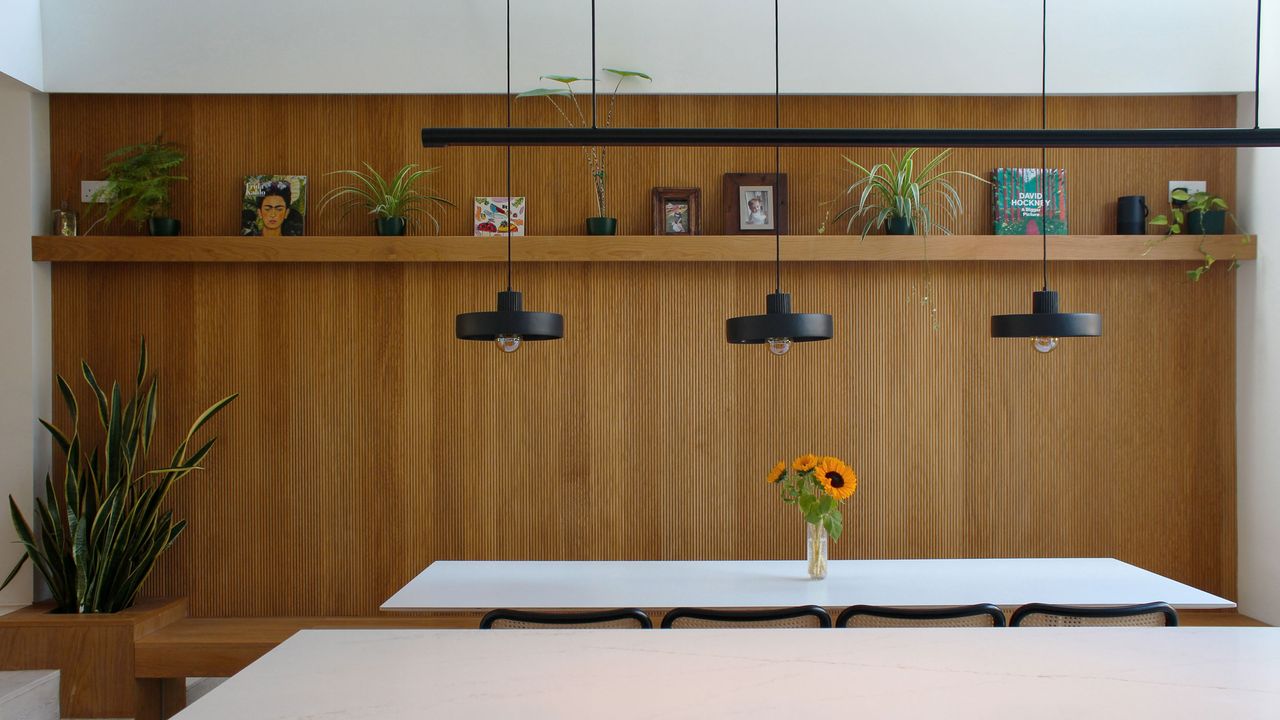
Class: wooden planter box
0,598,187,719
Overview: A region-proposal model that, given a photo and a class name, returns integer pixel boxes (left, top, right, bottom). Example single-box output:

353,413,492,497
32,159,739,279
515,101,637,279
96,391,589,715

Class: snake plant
1,339,237,613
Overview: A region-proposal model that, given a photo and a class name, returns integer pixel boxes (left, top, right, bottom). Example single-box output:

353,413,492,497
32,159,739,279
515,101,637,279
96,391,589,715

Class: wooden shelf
31,234,1257,263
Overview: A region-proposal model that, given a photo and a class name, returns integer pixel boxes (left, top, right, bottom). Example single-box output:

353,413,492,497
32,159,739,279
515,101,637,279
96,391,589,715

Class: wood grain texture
32,234,1258,263
0,599,185,718
45,94,1239,617
48,94,1237,238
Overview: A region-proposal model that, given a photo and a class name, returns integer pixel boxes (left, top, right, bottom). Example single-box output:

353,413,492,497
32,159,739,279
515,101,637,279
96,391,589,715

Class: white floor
0,669,58,720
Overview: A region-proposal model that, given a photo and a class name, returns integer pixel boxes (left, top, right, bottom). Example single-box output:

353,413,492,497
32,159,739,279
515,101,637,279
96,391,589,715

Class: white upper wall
0,0,44,89
38,0,1260,95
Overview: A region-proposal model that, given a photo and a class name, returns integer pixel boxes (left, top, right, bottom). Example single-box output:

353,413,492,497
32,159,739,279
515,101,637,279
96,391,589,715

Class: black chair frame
660,604,832,629
479,607,653,629
1008,601,1178,627
836,603,1007,628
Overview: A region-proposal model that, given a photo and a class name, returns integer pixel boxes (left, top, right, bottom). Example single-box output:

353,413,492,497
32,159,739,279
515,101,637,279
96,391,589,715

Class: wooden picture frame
652,187,701,235
724,173,788,235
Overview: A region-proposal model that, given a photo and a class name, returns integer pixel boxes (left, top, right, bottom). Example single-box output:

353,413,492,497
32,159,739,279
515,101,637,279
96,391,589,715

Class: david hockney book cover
992,168,1067,235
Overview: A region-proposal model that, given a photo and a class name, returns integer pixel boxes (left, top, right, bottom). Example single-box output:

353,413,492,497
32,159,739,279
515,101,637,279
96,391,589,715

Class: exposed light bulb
495,335,522,353
766,337,792,356
1033,336,1059,354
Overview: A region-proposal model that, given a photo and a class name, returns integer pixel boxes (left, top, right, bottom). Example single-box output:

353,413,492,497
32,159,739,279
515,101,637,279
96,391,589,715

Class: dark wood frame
836,603,1007,628
660,605,830,629
651,187,702,235
723,173,788,235
479,608,653,629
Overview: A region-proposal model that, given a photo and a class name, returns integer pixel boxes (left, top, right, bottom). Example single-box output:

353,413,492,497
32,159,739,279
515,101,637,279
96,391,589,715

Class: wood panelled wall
47,95,1238,616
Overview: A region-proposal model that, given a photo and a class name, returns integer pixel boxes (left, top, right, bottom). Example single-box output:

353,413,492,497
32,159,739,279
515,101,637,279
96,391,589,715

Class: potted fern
825,148,988,237
1,338,236,613
318,163,454,236
517,68,651,235
86,136,187,236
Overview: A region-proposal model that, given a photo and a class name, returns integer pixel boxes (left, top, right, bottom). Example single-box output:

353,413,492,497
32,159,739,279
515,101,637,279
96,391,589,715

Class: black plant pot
147,217,181,236
376,217,408,236
1186,210,1226,234
585,217,618,235
886,216,914,235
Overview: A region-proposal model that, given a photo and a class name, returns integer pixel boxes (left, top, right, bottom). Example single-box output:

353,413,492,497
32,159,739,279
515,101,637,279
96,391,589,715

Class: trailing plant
821,148,988,238
85,136,187,234
517,68,651,217
318,163,454,233
1,339,237,613
1147,189,1249,281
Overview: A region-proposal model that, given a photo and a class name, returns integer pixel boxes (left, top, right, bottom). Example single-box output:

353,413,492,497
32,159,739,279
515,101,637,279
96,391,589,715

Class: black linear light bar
423,126,1280,149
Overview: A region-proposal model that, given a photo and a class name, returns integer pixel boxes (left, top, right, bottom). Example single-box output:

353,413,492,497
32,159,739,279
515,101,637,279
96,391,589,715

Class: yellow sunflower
766,460,786,484
815,457,857,501
792,453,820,473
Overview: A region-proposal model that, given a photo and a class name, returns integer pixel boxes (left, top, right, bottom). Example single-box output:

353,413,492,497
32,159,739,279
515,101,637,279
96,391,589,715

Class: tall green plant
823,148,988,238
517,68,651,217
85,136,187,234
1,339,237,613
319,163,454,233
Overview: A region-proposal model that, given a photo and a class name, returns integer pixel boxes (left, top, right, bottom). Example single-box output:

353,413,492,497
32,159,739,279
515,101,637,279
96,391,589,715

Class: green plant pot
585,217,618,235
376,217,408,236
147,217,181,236
886,217,914,235
1186,210,1226,234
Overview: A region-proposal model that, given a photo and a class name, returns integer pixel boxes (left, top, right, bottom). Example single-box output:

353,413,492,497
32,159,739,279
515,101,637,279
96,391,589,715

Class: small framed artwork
474,196,525,236
724,173,787,235
652,187,701,235
242,175,308,236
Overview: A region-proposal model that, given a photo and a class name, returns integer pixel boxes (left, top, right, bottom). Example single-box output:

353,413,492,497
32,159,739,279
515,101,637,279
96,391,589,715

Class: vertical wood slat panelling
46,95,1237,616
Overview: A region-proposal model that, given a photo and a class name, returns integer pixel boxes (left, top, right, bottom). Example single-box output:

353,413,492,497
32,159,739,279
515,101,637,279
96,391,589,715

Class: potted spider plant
826,148,988,237
319,163,454,236
85,136,187,236
517,68,651,235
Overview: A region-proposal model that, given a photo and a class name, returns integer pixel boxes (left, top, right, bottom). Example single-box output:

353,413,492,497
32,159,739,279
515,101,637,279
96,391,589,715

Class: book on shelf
992,168,1067,235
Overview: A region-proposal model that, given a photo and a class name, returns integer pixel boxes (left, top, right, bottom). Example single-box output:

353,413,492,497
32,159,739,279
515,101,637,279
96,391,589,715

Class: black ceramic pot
585,217,618,235
147,218,181,236
376,217,408,236
886,216,914,235
1186,210,1226,234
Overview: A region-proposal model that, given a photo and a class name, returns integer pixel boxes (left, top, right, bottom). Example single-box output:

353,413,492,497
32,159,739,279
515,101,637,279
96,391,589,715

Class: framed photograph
652,187,701,235
474,196,526,236
242,175,307,236
724,173,787,235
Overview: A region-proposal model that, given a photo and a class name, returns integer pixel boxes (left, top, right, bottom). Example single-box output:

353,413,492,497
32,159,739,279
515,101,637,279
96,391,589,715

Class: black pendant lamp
990,0,1101,352
725,0,833,355
455,0,563,352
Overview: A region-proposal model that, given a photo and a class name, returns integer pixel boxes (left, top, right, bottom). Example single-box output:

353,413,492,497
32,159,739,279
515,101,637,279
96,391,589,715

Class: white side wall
1236,0,1280,627
39,0,1258,95
0,74,50,610
0,0,43,90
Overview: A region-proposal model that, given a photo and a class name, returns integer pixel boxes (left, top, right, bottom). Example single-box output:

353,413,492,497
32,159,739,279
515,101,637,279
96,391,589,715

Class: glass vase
806,521,828,579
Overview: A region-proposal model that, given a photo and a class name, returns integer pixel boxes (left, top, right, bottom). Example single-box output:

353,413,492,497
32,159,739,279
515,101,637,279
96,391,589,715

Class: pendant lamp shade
456,290,564,342
990,290,1101,338
726,292,833,345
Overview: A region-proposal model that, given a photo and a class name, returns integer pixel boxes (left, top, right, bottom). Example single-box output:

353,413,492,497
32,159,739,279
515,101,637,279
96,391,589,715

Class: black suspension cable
591,0,597,129
1040,0,1048,291
774,0,781,292
1256,0,1263,129
505,0,513,291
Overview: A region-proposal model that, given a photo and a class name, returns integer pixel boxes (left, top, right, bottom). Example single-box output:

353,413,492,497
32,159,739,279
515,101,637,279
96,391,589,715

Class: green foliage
1147,189,1248,282
823,148,989,238
776,467,849,542
517,68,651,216
1,339,237,613
319,163,454,233
87,136,186,232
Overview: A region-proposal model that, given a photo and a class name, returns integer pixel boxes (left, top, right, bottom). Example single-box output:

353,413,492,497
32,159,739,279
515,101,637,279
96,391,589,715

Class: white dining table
380,558,1234,611
172,627,1280,719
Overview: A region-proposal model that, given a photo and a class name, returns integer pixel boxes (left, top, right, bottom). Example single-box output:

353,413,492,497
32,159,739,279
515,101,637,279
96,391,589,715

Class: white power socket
80,180,113,203
1169,180,1206,203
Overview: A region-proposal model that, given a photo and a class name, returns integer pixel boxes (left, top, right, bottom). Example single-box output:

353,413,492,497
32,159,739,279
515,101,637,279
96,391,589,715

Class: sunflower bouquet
767,454,857,578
